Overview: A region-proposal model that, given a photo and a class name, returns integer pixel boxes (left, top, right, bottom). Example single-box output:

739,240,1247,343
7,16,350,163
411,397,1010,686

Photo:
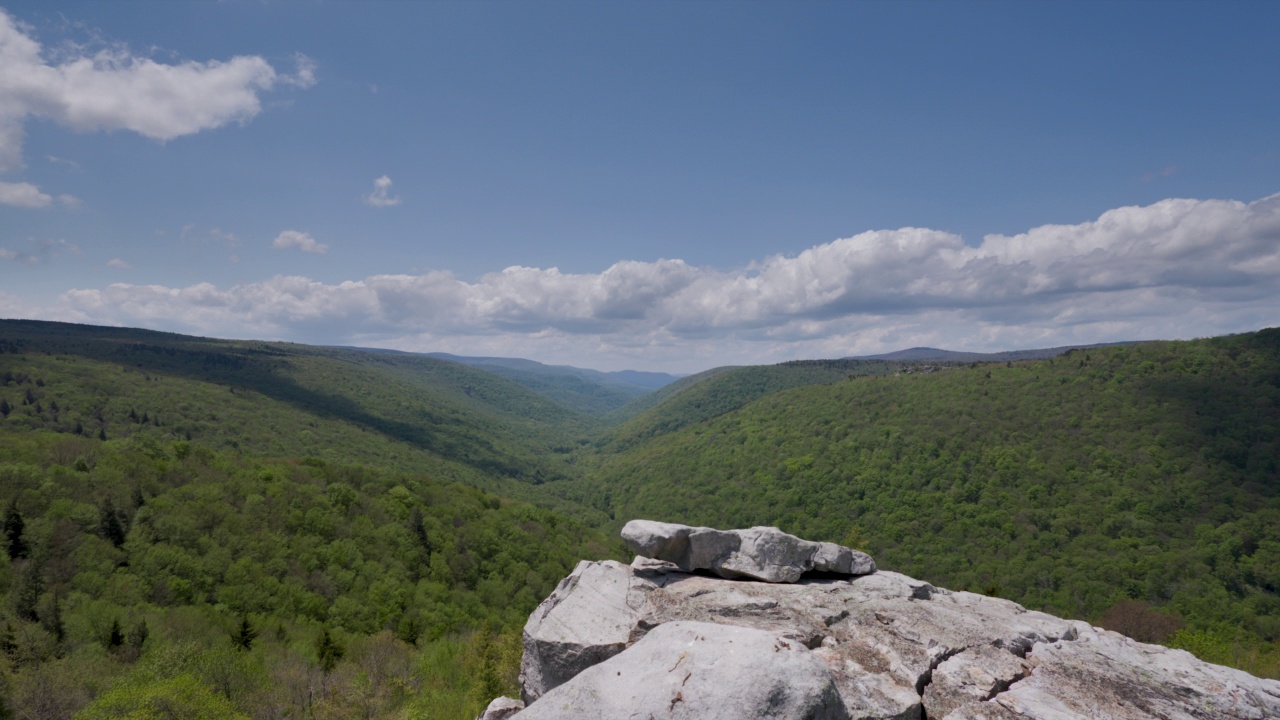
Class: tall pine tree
3,499,27,560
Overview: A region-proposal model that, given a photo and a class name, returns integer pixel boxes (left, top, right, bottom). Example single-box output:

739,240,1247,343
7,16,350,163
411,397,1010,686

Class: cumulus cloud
0,9,313,173
0,180,51,207
272,230,328,254
364,176,401,207
35,192,1280,371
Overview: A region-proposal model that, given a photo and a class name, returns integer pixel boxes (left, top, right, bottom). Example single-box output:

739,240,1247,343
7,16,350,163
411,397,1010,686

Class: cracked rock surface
515,621,848,720
508,523,1280,719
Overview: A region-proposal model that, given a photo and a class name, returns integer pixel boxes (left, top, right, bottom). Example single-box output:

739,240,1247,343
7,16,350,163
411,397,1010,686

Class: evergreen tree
232,616,257,651
99,497,126,548
14,559,42,623
0,623,15,663
315,627,343,673
106,619,124,650
2,500,27,560
41,593,65,644
0,397,9,417
411,508,433,557
127,619,149,654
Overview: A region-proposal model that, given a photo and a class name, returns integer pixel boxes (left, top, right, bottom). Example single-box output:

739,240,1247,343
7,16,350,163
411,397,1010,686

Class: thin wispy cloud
272,229,328,254
1142,166,1180,182
44,192,1280,372
364,176,401,207
45,155,81,171
107,258,131,269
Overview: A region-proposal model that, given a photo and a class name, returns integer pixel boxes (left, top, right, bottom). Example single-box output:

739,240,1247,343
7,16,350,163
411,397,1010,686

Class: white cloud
31,192,1280,372
0,180,51,207
272,229,328,254
107,258,131,269
282,53,317,88
364,175,401,207
45,155,80,170
0,9,313,173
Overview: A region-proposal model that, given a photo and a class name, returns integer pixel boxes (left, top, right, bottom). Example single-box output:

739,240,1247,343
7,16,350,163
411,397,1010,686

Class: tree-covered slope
598,359,924,449
576,331,1280,670
600,365,737,425
0,431,620,719
0,319,632,718
0,319,599,501
853,341,1134,362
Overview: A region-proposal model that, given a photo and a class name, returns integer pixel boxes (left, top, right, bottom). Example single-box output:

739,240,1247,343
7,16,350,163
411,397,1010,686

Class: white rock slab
513,621,849,720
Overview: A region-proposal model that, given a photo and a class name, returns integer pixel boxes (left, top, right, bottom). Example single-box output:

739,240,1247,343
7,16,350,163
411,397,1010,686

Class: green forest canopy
0,319,1276,718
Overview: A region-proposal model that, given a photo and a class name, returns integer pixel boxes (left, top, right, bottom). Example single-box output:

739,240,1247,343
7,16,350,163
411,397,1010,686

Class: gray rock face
475,696,524,720
514,621,849,720
512,558,1280,719
620,520,876,583
518,559,653,703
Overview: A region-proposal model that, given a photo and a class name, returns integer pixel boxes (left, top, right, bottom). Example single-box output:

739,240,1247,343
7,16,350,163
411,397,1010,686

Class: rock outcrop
476,697,524,720
516,621,847,720
621,519,876,582
502,522,1280,719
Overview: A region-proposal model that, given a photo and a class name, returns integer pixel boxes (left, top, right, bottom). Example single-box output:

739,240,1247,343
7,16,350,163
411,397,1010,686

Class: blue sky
1,1,1278,373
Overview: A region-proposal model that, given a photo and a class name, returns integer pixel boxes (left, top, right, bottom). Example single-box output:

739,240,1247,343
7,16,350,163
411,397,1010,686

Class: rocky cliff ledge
481,521,1280,720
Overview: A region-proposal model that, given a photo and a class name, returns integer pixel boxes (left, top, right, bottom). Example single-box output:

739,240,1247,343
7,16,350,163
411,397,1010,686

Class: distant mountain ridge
422,352,680,389
852,341,1136,362
328,346,682,417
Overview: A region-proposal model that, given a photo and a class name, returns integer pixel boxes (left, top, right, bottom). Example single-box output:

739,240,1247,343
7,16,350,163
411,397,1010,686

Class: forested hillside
572,330,1280,675
0,320,621,719
0,320,600,506
0,431,617,718
598,359,921,450
423,352,678,417
2,319,1279,719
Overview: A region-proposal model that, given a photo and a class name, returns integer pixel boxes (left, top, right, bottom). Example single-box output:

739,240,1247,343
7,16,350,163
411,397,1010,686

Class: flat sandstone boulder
620,519,876,583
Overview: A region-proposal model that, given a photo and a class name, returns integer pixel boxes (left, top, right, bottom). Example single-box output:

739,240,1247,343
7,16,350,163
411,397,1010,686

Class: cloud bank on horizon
10,191,1276,373
2,3,1278,373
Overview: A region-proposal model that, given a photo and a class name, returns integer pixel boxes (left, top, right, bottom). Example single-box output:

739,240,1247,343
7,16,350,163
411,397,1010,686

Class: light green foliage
577,331,1280,675
600,359,910,449
2,317,1279,713
0,415,614,716
75,673,250,720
